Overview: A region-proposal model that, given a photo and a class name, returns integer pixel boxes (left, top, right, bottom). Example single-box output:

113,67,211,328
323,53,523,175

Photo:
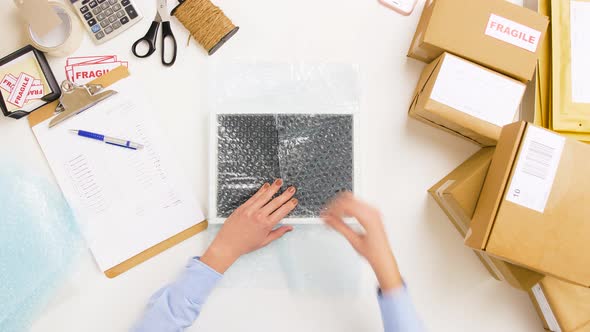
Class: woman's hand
201,179,298,273
322,192,403,292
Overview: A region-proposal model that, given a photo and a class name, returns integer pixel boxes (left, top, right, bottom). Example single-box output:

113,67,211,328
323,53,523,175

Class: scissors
132,0,177,66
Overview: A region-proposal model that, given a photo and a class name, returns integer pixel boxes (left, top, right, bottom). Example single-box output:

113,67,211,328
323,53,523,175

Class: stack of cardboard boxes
409,0,590,330
408,0,547,145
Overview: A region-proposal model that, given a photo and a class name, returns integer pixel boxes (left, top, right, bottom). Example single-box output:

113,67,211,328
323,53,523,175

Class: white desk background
0,0,542,331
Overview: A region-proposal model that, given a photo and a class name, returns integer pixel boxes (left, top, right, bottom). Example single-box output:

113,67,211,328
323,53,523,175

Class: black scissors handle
160,21,177,66
132,21,160,58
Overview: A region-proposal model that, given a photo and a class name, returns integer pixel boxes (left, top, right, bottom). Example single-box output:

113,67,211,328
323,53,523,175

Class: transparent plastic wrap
210,63,360,223
206,224,363,295
276,114,353,217
0,162,82,332
216,114,281,217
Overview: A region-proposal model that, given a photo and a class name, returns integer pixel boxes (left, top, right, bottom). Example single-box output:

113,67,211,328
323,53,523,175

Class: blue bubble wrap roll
0,163,82,332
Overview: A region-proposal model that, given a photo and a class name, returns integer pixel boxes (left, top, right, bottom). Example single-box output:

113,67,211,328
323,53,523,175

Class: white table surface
0,0,543,331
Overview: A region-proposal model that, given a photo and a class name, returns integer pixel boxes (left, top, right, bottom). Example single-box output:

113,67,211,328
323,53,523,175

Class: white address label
506,126,565,213
485,14,542,53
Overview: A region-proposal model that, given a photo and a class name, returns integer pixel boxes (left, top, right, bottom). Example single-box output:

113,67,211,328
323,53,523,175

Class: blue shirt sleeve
378,285,426,332
131,257,222,332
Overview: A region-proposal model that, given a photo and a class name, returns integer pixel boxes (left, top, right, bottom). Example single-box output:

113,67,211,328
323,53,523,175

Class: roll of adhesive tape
15,1,82,57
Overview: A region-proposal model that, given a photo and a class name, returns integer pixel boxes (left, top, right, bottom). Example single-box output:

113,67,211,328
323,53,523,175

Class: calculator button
116,10,125,18
82,0,90,4
112,3,121,11
104,8,113,16
83,12,93,20
91,24,101,33
121,0,130,6
100,20,110,28
104,26,114,34
88,18,97,26
97,0,106,3
80,5,89,13
95,31,105,40
120,16,129,25
108,15,117,23
100,2,109,9
112,21,121,30
97,13,105,21
89,0,98,8
124,5,137,19
108,0,117,4
92,6,102,15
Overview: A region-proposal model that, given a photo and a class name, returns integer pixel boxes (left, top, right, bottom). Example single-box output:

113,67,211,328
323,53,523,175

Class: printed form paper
570,1,590,104
430,54,525,127
506,126,565,213
33,79,204,272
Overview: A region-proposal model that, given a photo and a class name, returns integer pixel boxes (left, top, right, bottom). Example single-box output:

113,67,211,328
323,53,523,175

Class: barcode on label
522,141,556,180
506,126,565,213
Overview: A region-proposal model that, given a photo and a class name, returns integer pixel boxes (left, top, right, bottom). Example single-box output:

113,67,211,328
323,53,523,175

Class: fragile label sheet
506,126,565,213
430,54,525,127
570,1,590,104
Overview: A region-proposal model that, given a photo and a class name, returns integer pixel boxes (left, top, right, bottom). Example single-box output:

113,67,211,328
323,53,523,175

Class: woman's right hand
322,192,403,292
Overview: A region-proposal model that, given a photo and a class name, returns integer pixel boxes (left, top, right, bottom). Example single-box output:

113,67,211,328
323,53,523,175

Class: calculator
69,0,143,44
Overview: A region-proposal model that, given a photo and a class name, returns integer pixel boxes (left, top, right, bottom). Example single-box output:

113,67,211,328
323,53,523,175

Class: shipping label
506,126,565,213
485,14,541,53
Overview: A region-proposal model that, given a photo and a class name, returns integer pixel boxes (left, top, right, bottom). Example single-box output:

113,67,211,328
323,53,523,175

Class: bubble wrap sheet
210,63,359,222
215,114,354,218
0,162,82,332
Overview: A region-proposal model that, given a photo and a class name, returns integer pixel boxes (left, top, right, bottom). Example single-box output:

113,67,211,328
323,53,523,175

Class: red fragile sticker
0,74,17,92
7,72,35,107
26,84,44,101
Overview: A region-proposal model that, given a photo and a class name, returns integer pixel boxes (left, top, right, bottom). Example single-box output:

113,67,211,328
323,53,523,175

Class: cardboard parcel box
429,147,542,290
529,276,590,332
408,0,548,82
409,52,526,147
467,121,590,287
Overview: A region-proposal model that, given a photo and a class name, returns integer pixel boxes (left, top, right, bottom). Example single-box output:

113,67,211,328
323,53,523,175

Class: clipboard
28,66,208,278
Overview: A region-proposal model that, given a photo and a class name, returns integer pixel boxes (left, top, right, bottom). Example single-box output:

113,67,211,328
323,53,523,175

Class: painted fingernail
262,183,270,189
274,178,283,186
288,186,296,193
291,198,298,205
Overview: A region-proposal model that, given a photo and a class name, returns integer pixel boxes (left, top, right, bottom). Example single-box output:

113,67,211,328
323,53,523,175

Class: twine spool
172,0,239,55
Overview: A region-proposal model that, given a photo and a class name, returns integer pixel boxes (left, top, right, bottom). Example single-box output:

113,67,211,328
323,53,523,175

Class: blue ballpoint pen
70,129,144,150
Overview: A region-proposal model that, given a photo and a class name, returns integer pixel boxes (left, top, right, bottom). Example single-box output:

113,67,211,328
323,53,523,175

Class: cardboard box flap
465,121,526,249
442,147,494,218
541,277,590,331
408,0,442,61
409,55,444,111
443,169,487,220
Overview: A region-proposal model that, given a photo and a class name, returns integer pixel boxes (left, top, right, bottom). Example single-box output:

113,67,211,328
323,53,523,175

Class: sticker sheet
65,55,128,84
